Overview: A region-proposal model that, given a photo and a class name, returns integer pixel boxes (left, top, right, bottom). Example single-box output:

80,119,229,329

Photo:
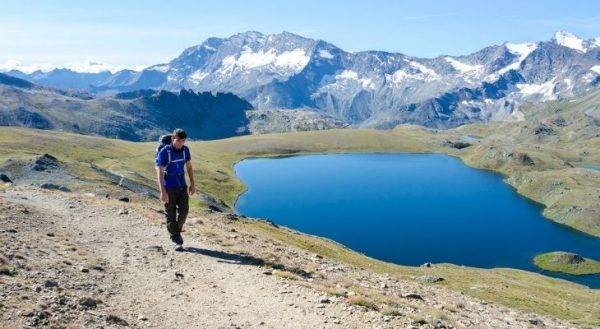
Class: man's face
173,137,186,149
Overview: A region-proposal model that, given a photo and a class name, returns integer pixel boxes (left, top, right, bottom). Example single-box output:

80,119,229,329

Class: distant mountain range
4,30,600,129
0,73,252,141
0,73,345,141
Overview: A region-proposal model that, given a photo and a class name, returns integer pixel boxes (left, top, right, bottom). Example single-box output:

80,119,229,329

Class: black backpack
155,134,187,164
156,134,172,159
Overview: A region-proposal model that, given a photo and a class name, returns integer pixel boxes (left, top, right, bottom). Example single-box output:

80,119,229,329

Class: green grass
348,296,378,310
0,114,599,326
273,270,301,281
534,252,600,275
243,219,599,326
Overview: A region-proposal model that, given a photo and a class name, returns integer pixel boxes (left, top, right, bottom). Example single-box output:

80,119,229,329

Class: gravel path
0,186,581,328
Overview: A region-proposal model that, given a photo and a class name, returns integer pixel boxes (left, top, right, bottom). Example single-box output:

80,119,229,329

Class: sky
1,0,599,72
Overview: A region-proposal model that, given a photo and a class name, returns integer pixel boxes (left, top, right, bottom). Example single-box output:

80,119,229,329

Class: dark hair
172,128,187,139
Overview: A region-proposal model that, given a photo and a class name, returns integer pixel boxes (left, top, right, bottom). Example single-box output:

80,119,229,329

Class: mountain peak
232,31,266,41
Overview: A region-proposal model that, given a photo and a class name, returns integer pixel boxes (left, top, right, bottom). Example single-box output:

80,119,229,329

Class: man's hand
160,191,169,204
188,184,196,196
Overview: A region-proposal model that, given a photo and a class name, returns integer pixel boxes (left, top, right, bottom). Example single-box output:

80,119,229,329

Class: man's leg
176,188,189,240
164,188,180,243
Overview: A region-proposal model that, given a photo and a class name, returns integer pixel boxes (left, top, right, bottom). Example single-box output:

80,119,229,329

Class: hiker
155,128,196,251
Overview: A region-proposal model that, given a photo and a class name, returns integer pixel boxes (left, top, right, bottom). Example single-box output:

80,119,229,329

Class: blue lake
234,153,600,288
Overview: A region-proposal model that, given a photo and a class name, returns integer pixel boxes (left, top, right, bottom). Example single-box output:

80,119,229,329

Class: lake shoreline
232,153,600,288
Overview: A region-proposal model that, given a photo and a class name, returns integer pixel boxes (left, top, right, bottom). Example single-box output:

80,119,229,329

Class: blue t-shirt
156,145,191,188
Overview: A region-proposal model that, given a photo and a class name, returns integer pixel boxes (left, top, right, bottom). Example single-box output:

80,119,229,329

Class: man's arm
156,166,169,203
186,161,195,195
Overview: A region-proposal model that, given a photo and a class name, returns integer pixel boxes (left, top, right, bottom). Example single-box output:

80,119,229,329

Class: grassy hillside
0,91,598,235
0,90,598,325
534,252,600,275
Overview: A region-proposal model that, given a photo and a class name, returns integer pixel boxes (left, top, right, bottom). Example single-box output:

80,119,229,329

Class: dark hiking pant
164,187,189,238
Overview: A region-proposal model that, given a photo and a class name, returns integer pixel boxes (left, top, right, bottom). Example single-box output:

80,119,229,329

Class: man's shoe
174,243,184,252
175,234,184,245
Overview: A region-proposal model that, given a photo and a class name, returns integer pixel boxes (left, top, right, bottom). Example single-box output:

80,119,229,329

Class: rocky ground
0,185,583,328
247,109,348,134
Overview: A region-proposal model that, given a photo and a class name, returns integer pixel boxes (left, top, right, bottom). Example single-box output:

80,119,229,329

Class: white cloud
63,58,124,73
0,59,54,73
0,58,145,74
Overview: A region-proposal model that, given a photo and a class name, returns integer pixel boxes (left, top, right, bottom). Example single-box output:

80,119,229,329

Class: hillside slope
0,74,253,141
0,89,598,325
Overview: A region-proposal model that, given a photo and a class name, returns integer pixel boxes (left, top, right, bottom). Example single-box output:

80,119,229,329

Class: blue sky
1,0,599,71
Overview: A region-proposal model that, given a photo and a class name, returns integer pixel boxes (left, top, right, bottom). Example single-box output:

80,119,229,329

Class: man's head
172,128,187,150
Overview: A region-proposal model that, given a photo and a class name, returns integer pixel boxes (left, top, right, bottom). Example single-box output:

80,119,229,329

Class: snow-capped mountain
5,30,600,128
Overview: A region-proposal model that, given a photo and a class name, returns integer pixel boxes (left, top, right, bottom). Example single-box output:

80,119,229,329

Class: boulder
32,154,59,171
418,275,445,283
533,124,557,136
551,252,585,264
508,152,535,166
79,297,101,309
442,140,472,149
40,183,71,192
0,173,12,183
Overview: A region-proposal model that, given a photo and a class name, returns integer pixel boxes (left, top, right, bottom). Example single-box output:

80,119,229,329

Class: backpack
156,134,172,159
155,134,187,165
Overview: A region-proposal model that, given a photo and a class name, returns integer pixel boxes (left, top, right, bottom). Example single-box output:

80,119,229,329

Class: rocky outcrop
246,109,348,134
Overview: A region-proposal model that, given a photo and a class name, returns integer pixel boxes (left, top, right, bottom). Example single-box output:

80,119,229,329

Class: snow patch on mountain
149,64,169,73
387,70,411,84
408,61,439,80
274,49,311,70
318,50,334,59
517,80,557,101
189,70,209,83
444,57,483,74
238,48,279,69
590,65,600,74
506,42,538,59
484,43,537,82
218,48,310,75
334,70,377,90
337,70,359,80
554,31,586,52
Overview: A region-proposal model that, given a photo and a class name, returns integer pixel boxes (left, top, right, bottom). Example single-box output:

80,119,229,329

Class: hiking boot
175,233,184,245
170,234,184,245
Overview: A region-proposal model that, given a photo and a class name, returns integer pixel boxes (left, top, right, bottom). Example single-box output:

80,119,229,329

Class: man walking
155,128,196,251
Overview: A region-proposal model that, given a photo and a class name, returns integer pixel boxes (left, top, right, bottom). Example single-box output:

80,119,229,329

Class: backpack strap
167,148,172,164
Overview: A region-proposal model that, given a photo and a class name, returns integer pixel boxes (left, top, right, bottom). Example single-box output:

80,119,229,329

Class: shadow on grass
183,246,264,266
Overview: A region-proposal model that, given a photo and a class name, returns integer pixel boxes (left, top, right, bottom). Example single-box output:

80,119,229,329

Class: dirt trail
0,187,405,328
0,186,580,328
